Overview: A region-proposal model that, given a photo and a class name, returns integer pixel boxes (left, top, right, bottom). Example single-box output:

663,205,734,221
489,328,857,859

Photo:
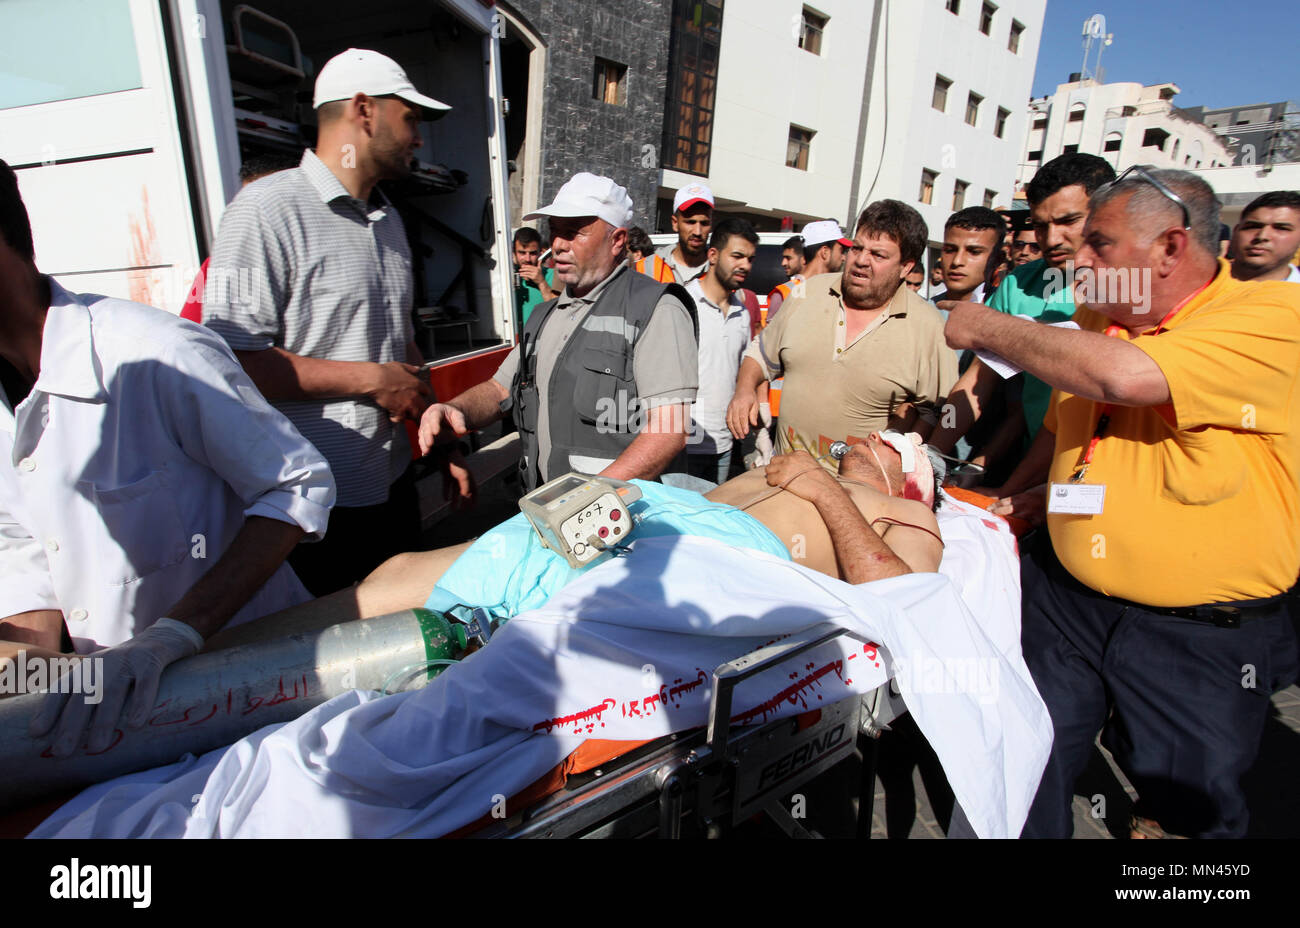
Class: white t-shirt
685,279,751,455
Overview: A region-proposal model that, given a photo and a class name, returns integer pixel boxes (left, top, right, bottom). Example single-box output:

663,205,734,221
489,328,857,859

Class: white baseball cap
801,219,853,249
313,48,450,116
672,182,714,214
523,173,634,229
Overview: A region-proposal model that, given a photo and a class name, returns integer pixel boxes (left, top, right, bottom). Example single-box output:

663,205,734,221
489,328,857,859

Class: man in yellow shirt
945,167,1300,838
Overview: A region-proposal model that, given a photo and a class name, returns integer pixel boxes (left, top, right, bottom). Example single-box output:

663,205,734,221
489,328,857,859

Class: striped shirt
203,149,414,507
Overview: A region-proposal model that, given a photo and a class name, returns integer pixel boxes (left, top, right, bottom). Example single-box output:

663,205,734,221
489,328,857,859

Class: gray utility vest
508,266,697,491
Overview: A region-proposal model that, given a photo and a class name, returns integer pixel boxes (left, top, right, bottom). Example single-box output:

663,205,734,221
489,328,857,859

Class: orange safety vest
765,275,804,327
633,254,675,283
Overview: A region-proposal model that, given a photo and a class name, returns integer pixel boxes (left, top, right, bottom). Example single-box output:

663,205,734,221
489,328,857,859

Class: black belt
1135,590,1297,629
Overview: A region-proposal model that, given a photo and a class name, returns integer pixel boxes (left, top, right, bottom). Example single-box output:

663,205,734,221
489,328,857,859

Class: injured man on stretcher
206,433,946,651
33,430,1051,839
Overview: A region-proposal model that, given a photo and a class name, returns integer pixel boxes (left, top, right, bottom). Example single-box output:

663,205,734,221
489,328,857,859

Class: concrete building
649,0,1044,258
1183,100,1300,168
853,0,1044,271
1017,78,1235,190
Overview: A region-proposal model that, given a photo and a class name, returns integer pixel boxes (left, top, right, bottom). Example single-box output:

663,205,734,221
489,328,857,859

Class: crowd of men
3,45,1300,840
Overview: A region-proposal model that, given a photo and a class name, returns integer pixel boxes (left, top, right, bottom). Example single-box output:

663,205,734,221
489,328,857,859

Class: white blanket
33,500,1051,839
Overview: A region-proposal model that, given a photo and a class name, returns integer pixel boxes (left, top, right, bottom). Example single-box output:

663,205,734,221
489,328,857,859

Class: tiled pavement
862,684,1300,839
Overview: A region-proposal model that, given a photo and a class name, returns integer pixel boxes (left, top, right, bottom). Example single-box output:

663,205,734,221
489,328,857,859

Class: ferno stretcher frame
472,622,904,839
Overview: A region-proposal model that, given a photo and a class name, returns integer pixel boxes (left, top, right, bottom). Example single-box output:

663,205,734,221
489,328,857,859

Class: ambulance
1,0,521,402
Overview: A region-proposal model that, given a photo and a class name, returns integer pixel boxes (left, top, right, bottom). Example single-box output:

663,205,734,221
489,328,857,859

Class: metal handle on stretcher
704,623,876,763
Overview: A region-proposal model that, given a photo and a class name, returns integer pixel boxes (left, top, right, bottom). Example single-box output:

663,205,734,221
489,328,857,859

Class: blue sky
1031,0,1298,110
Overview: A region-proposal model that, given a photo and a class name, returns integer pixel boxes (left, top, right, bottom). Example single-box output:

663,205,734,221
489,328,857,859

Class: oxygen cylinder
0,608,463,813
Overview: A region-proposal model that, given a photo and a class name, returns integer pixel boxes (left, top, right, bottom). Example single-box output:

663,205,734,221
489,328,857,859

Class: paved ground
861,684,1300,839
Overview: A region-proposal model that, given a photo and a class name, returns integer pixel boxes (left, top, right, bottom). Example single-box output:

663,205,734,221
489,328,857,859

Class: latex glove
31,618,205,757
757,401,772,429
752,424,775,468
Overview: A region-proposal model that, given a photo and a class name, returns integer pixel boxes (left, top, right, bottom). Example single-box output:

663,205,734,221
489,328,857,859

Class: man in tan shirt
727,201,957,468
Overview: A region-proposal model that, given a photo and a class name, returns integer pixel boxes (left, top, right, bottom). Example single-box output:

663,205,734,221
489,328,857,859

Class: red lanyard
1068,281,1211,483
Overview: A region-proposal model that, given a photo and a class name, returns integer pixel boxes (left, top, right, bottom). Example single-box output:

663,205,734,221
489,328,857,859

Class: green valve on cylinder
412,608,468,679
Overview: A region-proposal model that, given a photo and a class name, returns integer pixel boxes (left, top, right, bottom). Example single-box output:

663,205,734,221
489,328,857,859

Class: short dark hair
0,160,35,261
945,206,1006,242
238,150,302,183
856,200,928,267
803,241,827,263
782,235,804,252
709,217,758,252
1024,152,1116,208
626,226,653,257
513,226,542,248
1241,190,1300,220
315,99,348,125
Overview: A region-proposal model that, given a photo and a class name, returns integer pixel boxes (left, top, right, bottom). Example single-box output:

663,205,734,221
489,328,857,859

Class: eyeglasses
1107,165,1191,230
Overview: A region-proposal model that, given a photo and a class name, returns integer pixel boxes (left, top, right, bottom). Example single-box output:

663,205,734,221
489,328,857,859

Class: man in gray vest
417,173,699,490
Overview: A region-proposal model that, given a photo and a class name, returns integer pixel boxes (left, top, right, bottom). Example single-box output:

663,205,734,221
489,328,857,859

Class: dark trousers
288,466,421,598
1019,538,1298,838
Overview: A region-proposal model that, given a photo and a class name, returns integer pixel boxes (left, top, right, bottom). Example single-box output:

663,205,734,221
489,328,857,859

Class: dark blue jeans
1019,538,1298,838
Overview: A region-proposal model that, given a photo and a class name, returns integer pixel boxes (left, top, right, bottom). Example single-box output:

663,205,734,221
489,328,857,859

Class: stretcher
470,622,900,839
24,507,1048,839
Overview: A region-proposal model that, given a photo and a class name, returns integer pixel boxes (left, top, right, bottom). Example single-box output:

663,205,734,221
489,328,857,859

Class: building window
946,0,960,13
965,92,982,127
919,169,937,205
1068,106,1085,122
932,75,951,112
798,6,828,55
662,0,725,176
1103,136,1121,152
980,2,996,35
983,189,997,208
1008,19,1024,53
1028,150,1043,163
952,180,969,210
1032,114,1048,129
1062,144,1078,155
995,107,1010,138
1142,128,1169,151
592,58,627,105
786,125,814,170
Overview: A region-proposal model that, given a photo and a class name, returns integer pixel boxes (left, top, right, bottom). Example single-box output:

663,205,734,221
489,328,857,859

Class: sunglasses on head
1106,165,1191,230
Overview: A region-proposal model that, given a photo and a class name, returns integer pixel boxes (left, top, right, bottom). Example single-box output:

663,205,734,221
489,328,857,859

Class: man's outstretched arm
765,452,912,583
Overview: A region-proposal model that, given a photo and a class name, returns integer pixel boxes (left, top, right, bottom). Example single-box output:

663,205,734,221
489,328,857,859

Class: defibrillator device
518,472,642,569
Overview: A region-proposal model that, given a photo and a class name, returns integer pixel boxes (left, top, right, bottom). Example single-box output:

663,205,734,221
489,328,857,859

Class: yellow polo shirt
1044,261,1300,606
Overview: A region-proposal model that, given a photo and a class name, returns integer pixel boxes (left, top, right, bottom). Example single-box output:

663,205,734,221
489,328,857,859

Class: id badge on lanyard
1048,481,1106,515
1049,404,1109,515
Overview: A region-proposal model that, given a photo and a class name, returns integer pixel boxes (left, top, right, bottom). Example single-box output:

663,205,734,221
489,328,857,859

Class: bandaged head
870,430,936,509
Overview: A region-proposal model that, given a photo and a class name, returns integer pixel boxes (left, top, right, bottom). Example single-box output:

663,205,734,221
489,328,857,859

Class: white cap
523,173,634,229
672,182,714,214
313,48,450,116
801,219,853,249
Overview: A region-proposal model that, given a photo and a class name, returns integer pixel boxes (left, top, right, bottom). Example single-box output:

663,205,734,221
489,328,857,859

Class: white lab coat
0,281,335,652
